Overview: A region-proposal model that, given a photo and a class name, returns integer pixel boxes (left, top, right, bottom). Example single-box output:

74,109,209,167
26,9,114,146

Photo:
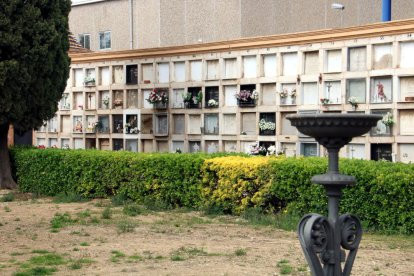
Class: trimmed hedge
10,147,414,233
11,148,234,208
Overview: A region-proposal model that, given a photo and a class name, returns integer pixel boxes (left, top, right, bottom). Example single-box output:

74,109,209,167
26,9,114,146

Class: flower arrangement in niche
84,76,95,85
320,98,330,105
235,89,258,102
146,89,168,104
382,112,395,127
348,96,359,108
278,89,288,98
208,99,218,107
267,145,277,155
258,119,276,131
289,89,296,98
102,97,110,108
248,141,267,156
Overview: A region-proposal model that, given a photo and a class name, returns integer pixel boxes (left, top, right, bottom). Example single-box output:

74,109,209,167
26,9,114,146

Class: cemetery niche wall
33,19,414,162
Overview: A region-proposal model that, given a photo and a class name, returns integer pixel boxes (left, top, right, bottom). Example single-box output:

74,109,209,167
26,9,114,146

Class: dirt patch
0,193,412,275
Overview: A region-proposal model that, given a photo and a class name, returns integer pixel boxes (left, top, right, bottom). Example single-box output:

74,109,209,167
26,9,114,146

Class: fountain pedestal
287,114,381,276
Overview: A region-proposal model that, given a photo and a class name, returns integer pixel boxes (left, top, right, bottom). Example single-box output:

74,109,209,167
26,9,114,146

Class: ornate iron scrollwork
298,213,362,276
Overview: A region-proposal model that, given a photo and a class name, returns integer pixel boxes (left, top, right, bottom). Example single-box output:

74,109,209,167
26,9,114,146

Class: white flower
258,119,276,131
251,89,259,100
267,145,277,155
208,99,218,107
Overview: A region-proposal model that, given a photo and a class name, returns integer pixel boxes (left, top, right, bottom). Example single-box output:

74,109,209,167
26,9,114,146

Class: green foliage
53,192,89,203
0,1,71,131
123,204,145,216
10,147,414,234
116,219,136,233
101,207,112,219
11,148,231,207
201,156,274,214
234,248,247,256
0,192,15,202
14,266,57,276
50,212,75,231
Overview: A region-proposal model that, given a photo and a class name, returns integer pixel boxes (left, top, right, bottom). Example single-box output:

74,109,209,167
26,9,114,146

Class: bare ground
0,192,413,276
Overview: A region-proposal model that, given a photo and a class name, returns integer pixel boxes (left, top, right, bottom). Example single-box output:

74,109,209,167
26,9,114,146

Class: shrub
10,147,414,234
201,156,274,214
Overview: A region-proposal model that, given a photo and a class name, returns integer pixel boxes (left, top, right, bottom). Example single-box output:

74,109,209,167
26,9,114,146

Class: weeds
116,219,136,234
0,192,15,202
234,248,247,256
277,259,293,275
50,213,75,232
101,207,112,219
122,204,146,217
53,192,89,203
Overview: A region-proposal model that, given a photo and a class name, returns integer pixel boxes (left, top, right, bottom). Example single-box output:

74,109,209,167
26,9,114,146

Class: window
304,51,319,74
302,82,318,105
347,144,365,159
370,110,392,136
400,42,414,68
204,114,219,135
126,65,137,84
399,110,414,135
372,43,392,70
282,53,297,76
205,86,219,108
348,47,366,71
99,31,111,50
370,76,392,103
324,81,341,104
346,79,366,104
300,143,318,157
154,114,168,136
78,34,90,49
325,49,342,73
259,113,276,136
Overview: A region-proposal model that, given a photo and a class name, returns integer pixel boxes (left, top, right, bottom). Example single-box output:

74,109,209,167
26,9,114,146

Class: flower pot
153,102,167,109
237,99,256,107
185,102,201,109
260,129,275,136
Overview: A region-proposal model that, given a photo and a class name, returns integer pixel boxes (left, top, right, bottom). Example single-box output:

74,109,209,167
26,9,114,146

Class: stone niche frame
125,64,137,84
153,113,169,137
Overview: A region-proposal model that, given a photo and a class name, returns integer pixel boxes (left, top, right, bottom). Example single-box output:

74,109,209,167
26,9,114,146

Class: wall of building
69,0,414,51
36,19,414,162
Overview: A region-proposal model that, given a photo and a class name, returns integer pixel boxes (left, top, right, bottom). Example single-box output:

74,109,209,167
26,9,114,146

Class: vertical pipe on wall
382,0,391,22
129,0,133,49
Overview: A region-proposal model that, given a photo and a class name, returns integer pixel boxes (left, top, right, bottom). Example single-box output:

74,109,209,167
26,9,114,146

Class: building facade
35,19,414,162
70,0,414,51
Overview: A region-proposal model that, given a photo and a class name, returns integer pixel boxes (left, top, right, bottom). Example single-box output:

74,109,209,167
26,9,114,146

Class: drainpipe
129,0,133,49
382,0,391,22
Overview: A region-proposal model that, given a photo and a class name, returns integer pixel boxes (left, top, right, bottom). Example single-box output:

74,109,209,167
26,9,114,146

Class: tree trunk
0,123,17,189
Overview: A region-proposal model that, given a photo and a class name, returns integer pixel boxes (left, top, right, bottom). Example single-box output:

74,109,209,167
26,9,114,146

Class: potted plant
289,89,297,104
102,97,110,109
348,96,359,110
146,89,168,109
258,118,276,135
235,89,258,107
113,99,123,108
382,112,395,127
84,76,95,86
320,98,330,105
248,141,267,156
207,99,218,107
182,91,201,108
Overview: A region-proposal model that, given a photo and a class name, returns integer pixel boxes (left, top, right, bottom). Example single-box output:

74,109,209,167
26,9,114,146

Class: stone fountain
287,113,381,276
